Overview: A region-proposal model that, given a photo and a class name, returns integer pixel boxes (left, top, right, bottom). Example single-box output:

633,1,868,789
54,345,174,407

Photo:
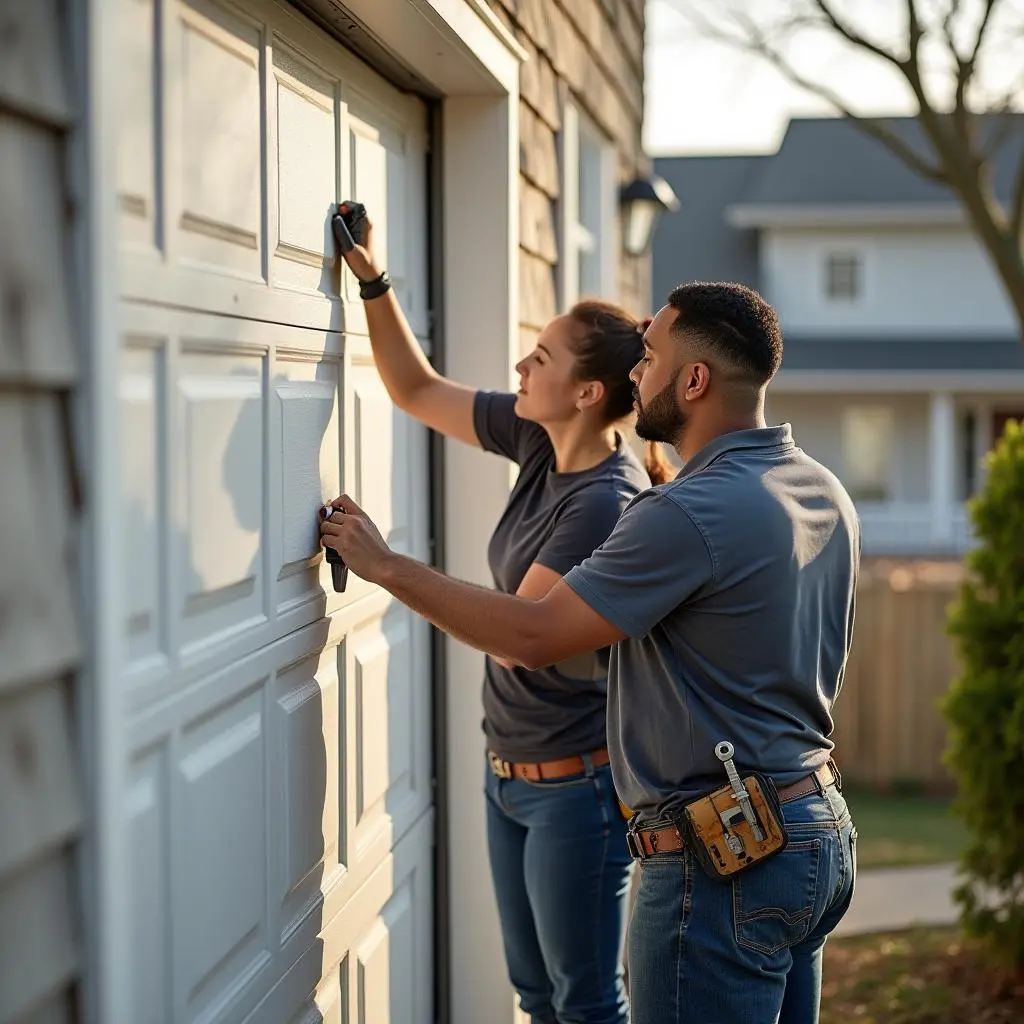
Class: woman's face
513,315,583,425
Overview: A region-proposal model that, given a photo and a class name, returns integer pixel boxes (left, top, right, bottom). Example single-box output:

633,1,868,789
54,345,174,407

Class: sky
643,0,1024,156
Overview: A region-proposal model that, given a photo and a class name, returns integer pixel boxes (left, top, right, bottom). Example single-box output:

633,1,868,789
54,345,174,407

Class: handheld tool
715,741,765,841
331,201,369,253
320,504,349,593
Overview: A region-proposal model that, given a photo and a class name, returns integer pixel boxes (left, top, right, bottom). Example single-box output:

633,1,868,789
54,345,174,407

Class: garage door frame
79,3,526,1023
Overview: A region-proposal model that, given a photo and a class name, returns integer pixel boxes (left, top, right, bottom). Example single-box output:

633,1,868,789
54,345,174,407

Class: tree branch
906,0,926,70
810,0,906,69
1012,148,1024,242
968,0,1000,66
946,0,1000,118
941,0,966,64
683,4,949,185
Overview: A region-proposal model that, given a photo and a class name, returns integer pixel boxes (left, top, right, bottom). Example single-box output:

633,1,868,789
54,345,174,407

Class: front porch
856,502,972,555
766,388,1023,557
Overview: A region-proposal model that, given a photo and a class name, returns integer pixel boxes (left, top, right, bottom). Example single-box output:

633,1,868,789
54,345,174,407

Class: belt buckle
488,752,513,780
625,823,647,861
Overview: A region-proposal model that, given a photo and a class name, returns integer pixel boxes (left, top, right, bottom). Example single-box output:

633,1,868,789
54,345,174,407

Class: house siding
0,5,86,1023
763,227,1019,336
485,0,650,352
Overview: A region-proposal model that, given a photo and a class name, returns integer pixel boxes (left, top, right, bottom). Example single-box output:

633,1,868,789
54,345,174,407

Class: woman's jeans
485,757,633,1024
627,782,858,1024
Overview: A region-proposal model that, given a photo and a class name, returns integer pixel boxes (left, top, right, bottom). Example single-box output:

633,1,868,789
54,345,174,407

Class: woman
332,202,672,1024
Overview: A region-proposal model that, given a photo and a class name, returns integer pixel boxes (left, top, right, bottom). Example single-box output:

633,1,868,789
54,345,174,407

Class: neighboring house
653,116,1024,556
0,2,652,1024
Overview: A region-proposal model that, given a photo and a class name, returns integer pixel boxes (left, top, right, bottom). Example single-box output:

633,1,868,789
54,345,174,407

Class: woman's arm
339,204,480,447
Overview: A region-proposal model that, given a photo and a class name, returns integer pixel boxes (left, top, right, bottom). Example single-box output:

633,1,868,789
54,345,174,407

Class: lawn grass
843,787,969,869
821,927,1024,1024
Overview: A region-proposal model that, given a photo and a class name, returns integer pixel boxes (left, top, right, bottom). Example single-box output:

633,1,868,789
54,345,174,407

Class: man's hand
319,494,393,584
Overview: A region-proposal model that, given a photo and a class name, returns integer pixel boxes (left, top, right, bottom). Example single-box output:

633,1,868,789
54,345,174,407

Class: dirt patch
821,927,1024,1024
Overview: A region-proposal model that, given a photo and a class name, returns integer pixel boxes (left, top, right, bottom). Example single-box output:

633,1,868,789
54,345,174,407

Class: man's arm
376,555,624,670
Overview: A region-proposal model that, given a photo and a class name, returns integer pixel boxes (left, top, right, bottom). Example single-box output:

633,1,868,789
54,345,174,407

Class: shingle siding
0,4,86,1023
486,0,650,348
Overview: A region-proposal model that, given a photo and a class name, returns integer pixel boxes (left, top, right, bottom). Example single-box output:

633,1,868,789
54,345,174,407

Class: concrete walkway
834,862,959,936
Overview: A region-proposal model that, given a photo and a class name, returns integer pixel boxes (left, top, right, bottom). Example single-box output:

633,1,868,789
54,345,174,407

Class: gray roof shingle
780,336,1024,372
650,154,766,304
650,115,1024,373
736,115,1023,207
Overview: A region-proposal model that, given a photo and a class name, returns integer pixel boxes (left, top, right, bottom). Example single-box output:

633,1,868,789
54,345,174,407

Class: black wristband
359,271,392,301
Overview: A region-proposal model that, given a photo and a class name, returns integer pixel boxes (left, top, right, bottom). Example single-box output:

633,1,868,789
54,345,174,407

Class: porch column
929,391,956,545
973,400,993,491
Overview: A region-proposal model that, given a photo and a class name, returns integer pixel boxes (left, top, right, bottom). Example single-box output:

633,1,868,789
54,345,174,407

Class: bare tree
670,0,1024,340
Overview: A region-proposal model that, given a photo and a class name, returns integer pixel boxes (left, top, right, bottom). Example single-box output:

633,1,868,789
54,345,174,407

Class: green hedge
943,418,1024,968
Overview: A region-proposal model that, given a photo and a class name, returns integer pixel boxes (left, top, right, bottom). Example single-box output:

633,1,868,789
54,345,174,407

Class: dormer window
825,252,862,301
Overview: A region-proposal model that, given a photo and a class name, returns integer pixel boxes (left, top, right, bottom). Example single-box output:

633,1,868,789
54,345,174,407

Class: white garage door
116,0,434,1020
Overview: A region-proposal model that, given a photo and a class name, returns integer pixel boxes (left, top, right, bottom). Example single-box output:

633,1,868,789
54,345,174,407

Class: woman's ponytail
643,441,676,485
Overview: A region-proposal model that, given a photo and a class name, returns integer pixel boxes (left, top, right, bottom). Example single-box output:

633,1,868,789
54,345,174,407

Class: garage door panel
128,745,171,1024
351,609,412,827
119,1,434,1019
273,355,341,611
175,682,270,1020
272,45,339,296
118,0,157,251
287,962,346,1024
340,816,433,1024
175,0,264,278
122,337,168,669
343,96,428,339
275,644,343,945
177,347,267,654
350,362,413,551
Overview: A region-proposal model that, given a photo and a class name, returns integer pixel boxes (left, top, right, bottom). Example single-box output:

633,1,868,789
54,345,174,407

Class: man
321,282,860,1023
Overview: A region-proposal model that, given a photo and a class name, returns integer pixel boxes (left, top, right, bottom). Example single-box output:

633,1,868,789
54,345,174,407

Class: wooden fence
831,558,965,794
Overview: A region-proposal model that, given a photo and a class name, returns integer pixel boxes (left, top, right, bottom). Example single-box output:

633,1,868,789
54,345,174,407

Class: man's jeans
485,758,633,1024
627,783,857,1024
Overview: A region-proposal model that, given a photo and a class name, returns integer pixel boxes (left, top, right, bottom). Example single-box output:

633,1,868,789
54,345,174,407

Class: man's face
630,306,688,445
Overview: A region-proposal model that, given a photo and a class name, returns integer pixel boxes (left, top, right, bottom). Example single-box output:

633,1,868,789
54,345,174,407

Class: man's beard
634,370,686,446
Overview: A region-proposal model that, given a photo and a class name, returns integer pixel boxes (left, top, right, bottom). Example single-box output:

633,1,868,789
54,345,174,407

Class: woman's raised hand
333,201,380,282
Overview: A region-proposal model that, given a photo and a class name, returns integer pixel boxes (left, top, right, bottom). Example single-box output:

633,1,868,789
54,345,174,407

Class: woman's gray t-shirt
473,391,649,761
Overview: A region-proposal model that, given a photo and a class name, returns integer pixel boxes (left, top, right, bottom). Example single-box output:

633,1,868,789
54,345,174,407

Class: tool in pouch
679,740,788,881
319,504,349,593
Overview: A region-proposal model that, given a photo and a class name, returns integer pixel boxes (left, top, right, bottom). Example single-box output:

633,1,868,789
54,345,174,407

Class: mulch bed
820,928,1024,1024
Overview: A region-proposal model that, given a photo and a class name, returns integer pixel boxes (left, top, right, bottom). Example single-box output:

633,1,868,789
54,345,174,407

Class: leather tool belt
626,760,840,864
488,747,610,783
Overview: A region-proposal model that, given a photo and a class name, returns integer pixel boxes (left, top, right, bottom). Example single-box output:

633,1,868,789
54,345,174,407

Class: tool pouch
678,772,789,882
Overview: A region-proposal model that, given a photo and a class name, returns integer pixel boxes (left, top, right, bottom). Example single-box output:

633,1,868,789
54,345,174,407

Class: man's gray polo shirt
563,424,861,820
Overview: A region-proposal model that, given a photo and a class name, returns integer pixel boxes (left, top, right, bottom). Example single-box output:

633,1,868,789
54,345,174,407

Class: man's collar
678,424,794,478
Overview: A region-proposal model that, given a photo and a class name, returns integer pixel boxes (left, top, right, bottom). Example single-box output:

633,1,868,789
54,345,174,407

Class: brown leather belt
627,761,840,861
488,747,610,782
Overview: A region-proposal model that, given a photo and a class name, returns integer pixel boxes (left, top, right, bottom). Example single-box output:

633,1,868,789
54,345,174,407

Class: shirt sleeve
473,390,551,465
532,485,630,578
563,490,715,639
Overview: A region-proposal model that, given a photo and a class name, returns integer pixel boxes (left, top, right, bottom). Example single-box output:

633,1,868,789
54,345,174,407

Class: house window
842,406,894,501
824,252,862,301
559,104,617,307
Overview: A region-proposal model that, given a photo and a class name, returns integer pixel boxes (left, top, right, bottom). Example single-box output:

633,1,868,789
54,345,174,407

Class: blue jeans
485,757,633,1024
627,783,857,1024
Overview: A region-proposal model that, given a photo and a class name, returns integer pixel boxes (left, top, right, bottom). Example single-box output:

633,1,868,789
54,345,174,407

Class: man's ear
681,362,712,402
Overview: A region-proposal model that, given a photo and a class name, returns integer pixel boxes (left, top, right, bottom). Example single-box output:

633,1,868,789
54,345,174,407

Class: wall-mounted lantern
619,173,679,256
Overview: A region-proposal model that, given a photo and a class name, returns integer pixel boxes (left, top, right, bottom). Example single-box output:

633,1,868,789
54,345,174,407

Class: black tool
320,504,349,592
331,200,368,254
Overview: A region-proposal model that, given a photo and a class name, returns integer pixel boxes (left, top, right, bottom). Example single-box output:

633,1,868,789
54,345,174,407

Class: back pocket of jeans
732,837,823,956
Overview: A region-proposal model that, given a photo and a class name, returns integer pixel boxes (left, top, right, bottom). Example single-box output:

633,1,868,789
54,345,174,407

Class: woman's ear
576,379,606,412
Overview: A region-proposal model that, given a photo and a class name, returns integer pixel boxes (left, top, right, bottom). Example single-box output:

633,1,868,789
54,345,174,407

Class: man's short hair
667,282,783,385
